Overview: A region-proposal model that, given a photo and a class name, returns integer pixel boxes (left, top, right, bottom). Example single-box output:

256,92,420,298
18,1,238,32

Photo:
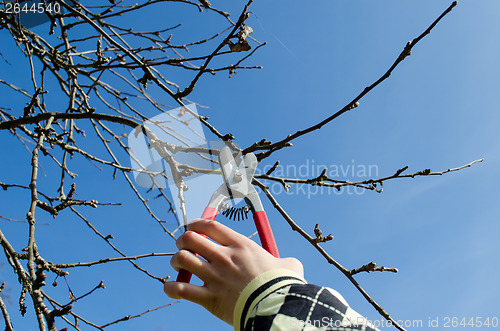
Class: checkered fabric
233,269,380,331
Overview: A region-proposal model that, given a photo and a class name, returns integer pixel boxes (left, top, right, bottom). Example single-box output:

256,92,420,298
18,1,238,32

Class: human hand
163,218,303,325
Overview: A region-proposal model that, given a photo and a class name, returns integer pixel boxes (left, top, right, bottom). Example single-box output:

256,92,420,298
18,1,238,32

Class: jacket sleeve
233,269,380,331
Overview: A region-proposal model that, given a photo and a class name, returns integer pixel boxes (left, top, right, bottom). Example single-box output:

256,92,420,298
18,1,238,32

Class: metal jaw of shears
176,146,280,283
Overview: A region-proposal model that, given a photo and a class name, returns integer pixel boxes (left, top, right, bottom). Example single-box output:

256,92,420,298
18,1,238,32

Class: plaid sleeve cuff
233,270,381,331
233,268,306,331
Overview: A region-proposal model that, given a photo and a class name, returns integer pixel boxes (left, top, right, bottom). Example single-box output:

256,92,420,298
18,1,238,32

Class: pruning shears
176,146,279,283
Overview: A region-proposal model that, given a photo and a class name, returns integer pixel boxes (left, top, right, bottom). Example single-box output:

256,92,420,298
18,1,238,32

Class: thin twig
0,283,14,331
99,302,179,329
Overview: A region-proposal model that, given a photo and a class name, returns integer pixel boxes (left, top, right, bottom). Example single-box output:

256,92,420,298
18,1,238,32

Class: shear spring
218,202,250,221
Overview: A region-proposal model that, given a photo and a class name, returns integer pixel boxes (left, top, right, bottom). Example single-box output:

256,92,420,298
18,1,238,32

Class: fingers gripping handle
253,211,280,258
176,208,280,282
175,207,218,283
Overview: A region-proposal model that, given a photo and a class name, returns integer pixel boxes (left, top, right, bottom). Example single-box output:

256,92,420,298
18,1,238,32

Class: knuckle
176,249,192,264
163,281,185,300
176,231,195,249
235,238,259,253
228,246,252,265
217,251,233,266
171,250,192,269
182,230,197,241
204,219,219,232
175,283,189,298
165,282,188,300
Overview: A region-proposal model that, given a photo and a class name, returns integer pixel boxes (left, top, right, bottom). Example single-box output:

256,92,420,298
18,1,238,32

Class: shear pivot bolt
233,172,243,182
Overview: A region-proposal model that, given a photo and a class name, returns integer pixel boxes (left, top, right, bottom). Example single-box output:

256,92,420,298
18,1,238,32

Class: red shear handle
176,207,218,283
253,211,280,258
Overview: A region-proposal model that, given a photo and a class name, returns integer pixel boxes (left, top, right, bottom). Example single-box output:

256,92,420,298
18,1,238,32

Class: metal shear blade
218,147,257,200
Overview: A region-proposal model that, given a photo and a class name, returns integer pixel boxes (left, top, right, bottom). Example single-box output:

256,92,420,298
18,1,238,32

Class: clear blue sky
1,1,499,330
